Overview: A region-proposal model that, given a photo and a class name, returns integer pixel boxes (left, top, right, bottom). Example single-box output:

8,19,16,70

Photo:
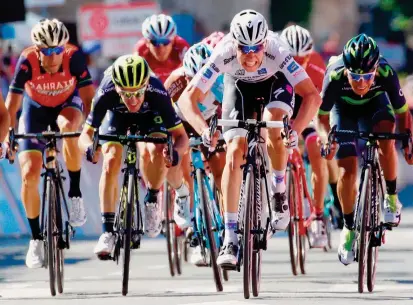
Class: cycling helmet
183,42,212,77
280,25,313,57
142,14,177,41
343,33,380,73
230,10,268,46
112,54,150,89
202,31,225,48
31,18,69,48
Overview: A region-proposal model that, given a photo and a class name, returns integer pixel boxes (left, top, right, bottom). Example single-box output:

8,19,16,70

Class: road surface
1,212,413,304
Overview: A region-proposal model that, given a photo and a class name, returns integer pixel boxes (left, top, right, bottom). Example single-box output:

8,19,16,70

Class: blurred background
0,0,413,237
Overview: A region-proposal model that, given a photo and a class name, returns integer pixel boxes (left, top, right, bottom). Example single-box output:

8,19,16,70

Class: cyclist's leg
332,102,359,265
18,97,51,268
263,74,295,230
137,113,170,238
366,95,400,226
166,121,193,229
217,75,251,266
327,158,343,228
203,145,226,194
57,95,86,227
303,126,328,248
94,110,124,257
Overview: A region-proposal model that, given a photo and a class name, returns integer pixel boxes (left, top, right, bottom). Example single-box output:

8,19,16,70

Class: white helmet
183,42,212,77
142,14,177,40
230,10,268,46
280,25,313,57
31,18,69,48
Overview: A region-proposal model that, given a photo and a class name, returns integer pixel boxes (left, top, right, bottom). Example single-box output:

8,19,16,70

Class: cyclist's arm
0,92,10,142
316,72,337,142
79,84,114,152
6,54,31,131
170,125,189,157
380,65,413,133
70,50,95,117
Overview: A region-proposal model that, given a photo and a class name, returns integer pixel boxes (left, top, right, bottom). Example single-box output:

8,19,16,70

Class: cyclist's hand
403,144,413,165
85,144,101,164
163,147,179,168
201,128,220,149
318,137,338,160
281,129,298,150
0,143,6,159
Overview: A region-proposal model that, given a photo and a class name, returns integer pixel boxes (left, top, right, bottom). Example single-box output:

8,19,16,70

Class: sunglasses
118,86,147,98
237,43,265,54
150,39,172,47
348,70,376,81
39,46,65,56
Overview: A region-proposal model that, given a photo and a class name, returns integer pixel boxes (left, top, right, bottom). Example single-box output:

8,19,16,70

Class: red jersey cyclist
135,14,190,84
5,18,95,268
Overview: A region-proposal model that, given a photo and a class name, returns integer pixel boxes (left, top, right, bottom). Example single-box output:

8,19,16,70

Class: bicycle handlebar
217,119,283,129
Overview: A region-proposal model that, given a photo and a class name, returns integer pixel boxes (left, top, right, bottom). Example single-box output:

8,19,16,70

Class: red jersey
305,51,326,93
135,35,189,84
10,44,92,107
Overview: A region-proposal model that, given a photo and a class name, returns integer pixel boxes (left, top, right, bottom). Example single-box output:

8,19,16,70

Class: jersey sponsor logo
146,83,168,96
80,71,89,79
235,69,245,76
279,55,293,70
292,69,304,77
203,69,213,79
20,64,29,71
210,63,220,73
265,52,275,60
287,61,299,73
29,79,75,96
223,55,236,65
273,88,285,99
98,86,115,96
257,68,267,75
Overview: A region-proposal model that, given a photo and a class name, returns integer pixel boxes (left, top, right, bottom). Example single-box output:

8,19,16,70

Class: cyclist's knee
225,138,246,171
307,139,327,176
102,143,123,175
337,157,357,185
19,152,42,186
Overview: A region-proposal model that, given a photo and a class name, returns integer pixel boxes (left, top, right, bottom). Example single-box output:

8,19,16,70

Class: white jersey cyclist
191,31,308,98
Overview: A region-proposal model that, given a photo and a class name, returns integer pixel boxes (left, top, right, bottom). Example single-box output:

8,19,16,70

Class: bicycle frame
287,149,315,236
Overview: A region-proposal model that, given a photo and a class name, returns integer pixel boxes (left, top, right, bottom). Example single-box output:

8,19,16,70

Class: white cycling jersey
190,31,309,94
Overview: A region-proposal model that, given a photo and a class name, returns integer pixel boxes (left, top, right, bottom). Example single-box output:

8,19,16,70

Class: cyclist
164,42,225,265
5,18,95,269
135,14,190,84
317,33,413,265
202,31,225,48
178,10,322,268
280,24,339,247
78,54,189,258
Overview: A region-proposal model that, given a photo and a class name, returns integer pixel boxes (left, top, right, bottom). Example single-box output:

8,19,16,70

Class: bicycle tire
367,169,381,292
242,165,254,299
251,199,262,297
358,166,372,294
286,169,298,276
122,173,134,296
196,169,223,292
173,225,182,275
164,181,175,277
55,192,64,294
46,176,57,296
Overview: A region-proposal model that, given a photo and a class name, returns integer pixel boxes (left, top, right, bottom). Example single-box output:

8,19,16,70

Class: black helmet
343,33,380,74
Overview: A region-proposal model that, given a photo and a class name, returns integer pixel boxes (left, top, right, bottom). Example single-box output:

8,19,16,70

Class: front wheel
46,176,57,297
122,174,134,296
286,169,299,276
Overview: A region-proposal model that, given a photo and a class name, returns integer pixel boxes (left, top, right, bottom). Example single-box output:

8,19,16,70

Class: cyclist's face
347,69,376,96
236,43,265,72
147,39,174,62
116,86,147,113
38,48,64,73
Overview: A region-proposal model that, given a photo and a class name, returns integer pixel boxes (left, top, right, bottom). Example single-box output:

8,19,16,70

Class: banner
78,1,159,41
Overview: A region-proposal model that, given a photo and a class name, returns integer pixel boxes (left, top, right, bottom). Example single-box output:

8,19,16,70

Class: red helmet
202,31,225,48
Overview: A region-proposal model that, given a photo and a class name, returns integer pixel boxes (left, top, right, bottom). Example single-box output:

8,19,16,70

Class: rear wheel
164,181,176,277
358,167,372,294
251,204,262,297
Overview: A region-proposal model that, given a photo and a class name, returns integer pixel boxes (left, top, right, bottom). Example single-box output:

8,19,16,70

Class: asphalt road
1,212,413,305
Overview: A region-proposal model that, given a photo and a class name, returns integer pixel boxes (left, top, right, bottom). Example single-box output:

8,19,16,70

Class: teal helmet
343,33,380,74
